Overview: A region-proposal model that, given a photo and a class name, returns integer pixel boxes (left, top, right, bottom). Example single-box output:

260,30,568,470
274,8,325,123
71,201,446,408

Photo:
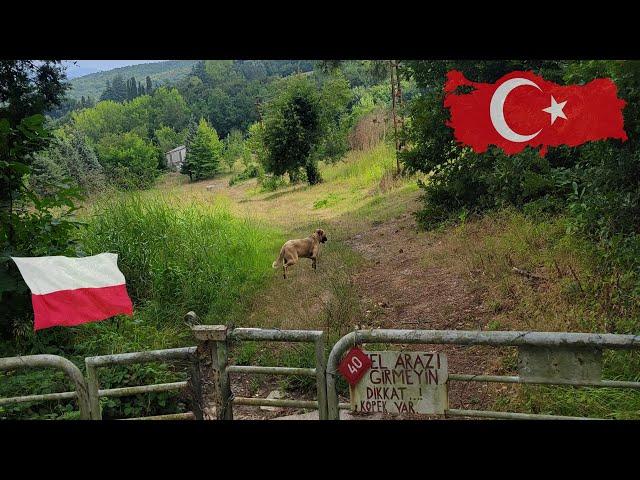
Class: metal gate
326,329,640,420
190,325,328,419
3,326,640,420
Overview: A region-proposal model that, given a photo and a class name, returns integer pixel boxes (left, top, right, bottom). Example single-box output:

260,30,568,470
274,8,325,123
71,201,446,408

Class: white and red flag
11,253,133,331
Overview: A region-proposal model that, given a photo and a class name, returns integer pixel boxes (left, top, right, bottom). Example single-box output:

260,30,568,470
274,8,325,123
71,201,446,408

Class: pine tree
129,76,138,100
181,118,223,181
100,79,114,101
110,75,127,102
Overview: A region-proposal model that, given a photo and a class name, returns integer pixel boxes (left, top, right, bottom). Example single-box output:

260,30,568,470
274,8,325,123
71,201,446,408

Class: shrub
228,163,264,186
95,132,159,190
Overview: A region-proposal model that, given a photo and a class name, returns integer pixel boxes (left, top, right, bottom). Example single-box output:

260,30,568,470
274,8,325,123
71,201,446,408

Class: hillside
68,60,199,100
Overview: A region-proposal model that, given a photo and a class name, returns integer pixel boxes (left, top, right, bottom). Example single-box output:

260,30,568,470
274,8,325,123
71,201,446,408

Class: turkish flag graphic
444,70,627,156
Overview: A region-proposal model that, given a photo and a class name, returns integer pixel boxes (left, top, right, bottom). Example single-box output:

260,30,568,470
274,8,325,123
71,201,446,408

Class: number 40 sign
338,347,372,386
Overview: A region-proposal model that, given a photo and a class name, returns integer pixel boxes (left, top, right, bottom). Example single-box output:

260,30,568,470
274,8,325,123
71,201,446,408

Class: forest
1,59,639,420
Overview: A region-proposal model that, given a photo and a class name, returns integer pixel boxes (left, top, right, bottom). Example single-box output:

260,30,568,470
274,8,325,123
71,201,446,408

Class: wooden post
190,325,233,420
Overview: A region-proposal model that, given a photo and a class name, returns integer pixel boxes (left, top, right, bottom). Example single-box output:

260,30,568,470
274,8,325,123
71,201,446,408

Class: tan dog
272,229,328,279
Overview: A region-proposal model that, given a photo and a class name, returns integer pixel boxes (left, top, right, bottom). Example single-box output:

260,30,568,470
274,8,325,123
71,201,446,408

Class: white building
165,145,186,171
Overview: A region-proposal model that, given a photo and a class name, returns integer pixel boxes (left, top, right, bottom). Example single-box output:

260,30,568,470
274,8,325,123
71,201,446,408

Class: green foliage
181,118,223,181
314,71,354,163
229,163,264,186
258,174,288,192
81,192,281,324
155,125,186,158
0,61,82,340
31,131,105,195
222,129,246,170
149,87,190,132
262,75,322,184
176,61,314,138
95,132,160,189
245,122,268,165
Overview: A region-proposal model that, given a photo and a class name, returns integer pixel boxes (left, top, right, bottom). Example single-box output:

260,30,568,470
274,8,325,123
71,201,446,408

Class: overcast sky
63,60,166,79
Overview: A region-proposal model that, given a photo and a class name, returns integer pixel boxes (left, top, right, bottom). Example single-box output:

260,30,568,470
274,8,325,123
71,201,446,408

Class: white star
542,96,568,125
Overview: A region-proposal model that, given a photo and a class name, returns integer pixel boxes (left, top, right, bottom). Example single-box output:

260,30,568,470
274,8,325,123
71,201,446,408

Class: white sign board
351,351,448,415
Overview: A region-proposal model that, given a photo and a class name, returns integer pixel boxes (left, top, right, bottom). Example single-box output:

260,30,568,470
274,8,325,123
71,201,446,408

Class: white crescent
490,77,542,143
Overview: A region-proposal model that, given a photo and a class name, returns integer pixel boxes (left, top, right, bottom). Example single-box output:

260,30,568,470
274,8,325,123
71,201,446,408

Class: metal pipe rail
197,326,329,419
85,347,195,420
0,355,92,420
326,329,640,420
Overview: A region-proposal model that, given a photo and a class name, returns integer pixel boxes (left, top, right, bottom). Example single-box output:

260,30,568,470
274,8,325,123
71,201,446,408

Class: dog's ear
316,228,324,237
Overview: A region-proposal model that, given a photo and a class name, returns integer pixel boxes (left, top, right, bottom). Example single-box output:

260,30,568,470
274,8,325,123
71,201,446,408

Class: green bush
95,132,160,190
229,163,264,186
258,174,288,192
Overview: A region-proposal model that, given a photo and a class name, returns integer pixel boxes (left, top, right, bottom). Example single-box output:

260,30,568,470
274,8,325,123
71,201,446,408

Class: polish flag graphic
11,253,133,331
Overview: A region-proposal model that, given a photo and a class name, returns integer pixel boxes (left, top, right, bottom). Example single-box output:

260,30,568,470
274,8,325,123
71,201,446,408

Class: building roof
166,145,186,154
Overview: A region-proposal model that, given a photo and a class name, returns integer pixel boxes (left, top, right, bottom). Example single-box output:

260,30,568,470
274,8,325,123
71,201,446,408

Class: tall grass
422,208,640,418
320,142,395,187
79,191,281,351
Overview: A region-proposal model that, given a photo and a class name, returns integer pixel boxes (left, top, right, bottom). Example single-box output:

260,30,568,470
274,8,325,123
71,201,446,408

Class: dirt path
344,203,505,413
176,173,507,417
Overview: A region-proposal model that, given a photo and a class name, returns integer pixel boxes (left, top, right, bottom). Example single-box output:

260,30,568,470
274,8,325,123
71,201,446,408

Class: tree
316,71,354,162
181,118,223,181
149,87,190,132
31,130,105,195
95,131,160,189
127,76,138,101
0,60,83,339
262,76,322,184
222,129,245,170
111,75,128,102
100,79,113,101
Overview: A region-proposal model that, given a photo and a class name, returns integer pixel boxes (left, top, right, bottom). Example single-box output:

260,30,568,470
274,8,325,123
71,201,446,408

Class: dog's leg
312,258,317,271
283,263,287,279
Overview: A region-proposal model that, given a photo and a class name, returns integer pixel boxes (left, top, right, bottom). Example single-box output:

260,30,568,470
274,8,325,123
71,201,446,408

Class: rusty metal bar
229,328,324,343
446,409,598,420
122,412,196,420
340,329,640,350
194,326,329,420
85,346,196,420
233,397,319,409
0,390,77,406
226,365,316,376
449,374,640,389
85,347,195,367
0,354,92,420
98,381,188,398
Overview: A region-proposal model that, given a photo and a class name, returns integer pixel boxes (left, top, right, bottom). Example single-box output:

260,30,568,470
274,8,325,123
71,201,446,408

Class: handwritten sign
350,351,448,415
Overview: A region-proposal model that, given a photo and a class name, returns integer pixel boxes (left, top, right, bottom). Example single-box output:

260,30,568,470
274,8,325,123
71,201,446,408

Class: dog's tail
272,247,284,268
